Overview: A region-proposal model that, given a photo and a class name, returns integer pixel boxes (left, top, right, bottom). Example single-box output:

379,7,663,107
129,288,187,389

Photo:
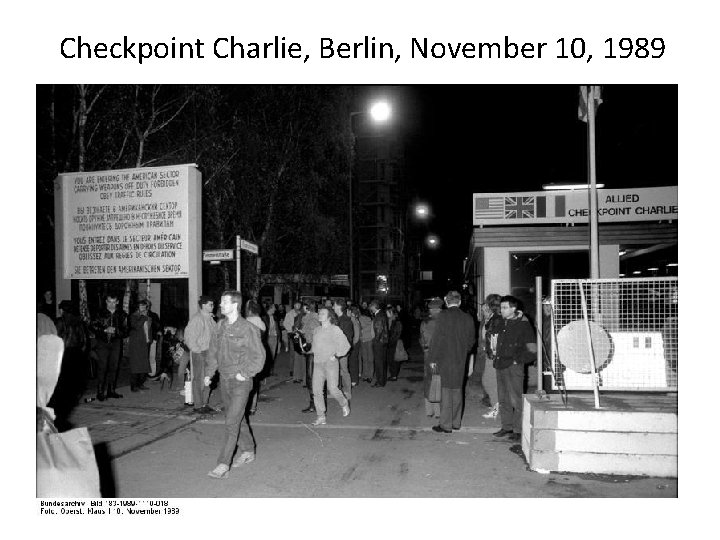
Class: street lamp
349,99,393,301
418,234,439,281
414,202,430,219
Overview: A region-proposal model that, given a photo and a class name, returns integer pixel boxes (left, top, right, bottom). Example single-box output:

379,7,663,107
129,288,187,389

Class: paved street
66,345,677,498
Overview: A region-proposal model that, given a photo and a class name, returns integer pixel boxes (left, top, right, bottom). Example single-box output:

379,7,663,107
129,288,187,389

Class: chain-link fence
550,277,678,391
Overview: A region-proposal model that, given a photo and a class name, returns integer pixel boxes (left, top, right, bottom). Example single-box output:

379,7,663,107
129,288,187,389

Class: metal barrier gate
550,277,678,392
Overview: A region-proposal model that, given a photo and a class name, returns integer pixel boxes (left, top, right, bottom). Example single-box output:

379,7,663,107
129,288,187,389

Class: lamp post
418,234,439,282
348,100,392,301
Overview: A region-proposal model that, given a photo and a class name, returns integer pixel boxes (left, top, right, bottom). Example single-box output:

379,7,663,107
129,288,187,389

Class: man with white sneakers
204,291,265,479
309,307,351,426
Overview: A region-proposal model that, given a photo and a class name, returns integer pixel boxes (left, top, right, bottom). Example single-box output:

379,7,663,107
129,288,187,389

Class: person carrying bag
37,334,101,497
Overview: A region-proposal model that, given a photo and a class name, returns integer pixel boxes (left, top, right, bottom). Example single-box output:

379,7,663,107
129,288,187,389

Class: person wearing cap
426,291,476,433
420,298,443,418
184,295,217,413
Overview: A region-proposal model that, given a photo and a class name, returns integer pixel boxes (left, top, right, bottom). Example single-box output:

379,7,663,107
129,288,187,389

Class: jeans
372,341,387,385
497,363,524,432
348,345,360,384
482,354,498,405
312,360,348,416
293,350,306,381
360,341,374,380
439,387,463,430
338,355,352,399
305,353,315,400
217,375,254,466
191,351,210,407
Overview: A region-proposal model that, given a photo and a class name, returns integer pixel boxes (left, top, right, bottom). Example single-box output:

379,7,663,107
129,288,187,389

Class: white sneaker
312,416,327,426
232,451,255,468
482,404,499,419
342,404,351,417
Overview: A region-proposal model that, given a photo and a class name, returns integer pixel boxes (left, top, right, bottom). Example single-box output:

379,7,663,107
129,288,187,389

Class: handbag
428,367,442,403
394,339,409,362
36,409,101,497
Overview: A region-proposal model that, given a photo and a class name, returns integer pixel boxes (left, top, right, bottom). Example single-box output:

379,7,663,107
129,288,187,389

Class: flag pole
587,85,600,279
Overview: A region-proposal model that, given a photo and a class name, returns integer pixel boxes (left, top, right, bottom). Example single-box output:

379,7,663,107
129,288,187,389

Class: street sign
203,249,234,261
240,239,258,254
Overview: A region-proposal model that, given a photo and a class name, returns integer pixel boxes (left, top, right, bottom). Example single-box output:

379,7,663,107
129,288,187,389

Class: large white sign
472,186,677,226
58,164,196,279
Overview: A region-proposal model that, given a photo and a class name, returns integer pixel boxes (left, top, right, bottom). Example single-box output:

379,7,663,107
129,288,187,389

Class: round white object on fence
556,320,613,374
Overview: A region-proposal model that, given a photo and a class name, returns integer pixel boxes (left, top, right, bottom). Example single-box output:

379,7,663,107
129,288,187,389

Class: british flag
504,196,535,219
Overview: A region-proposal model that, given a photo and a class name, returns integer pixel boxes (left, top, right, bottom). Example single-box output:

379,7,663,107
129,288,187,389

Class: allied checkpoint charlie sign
54,163,202,318
473,186,678,226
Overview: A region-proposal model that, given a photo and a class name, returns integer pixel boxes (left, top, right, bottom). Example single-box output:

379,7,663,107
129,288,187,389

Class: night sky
376,84,678,287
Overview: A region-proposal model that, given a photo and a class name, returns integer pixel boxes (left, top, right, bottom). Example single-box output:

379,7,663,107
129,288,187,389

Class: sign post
235,238,259,292
236,235,242,292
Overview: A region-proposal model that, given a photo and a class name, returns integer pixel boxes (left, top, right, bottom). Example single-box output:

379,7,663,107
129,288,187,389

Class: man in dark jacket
369,299,389,387
426,291,476,433
333,299,354,399
493,295,537,442
90,293,128,401
204,290,266,479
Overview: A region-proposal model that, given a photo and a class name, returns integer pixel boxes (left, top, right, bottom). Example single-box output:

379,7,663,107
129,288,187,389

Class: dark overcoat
128,312,151,374
426,306,476,389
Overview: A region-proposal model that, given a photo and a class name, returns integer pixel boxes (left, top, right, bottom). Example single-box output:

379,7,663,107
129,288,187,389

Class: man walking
369,300,389,387
298,302,320,412
426,291,476,433
285,301,302,376
333,299,354,400
184,295,217,414
90,293,128,401
309,307,351,425
493,295,536,442
204,291,266,479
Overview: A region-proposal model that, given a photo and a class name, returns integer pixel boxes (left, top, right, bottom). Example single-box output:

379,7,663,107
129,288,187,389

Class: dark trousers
217,376,254,466
372,341,387,386
387,340,400,378
191,351,210,407
48,347,86,427
439,387,463,430
348,345,360,384
305,353,315,401
94,339,122,391
497,363,524,433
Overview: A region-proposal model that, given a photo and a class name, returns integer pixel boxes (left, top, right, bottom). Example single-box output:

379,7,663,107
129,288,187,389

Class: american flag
475,196,504,219
505,196,535,219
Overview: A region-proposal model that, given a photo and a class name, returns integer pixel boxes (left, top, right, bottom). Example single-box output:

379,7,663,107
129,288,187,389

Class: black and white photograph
14,0,716,535
35,83,678,497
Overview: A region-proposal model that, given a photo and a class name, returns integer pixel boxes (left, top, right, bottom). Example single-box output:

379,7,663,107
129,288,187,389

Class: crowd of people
37,287,538,479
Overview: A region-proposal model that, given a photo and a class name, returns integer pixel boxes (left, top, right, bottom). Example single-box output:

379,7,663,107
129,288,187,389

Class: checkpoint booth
466,186,678,392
